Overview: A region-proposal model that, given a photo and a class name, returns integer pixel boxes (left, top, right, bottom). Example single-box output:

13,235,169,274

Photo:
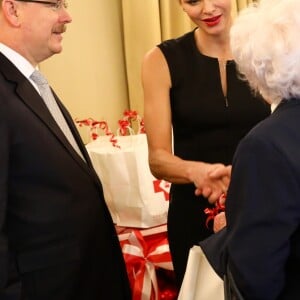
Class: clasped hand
193,163,231,203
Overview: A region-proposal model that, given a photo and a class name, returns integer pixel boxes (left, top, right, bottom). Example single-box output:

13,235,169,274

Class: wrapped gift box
118,225,178,300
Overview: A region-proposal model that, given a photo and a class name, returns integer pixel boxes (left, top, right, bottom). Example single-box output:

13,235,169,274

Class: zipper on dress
224,96,229,108
219,59,229,108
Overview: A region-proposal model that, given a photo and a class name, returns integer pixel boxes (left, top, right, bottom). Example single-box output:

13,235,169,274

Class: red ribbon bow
122,230,173,300
119,110,146,134
204,194,226,228
118,119,131,136
123,109,138,120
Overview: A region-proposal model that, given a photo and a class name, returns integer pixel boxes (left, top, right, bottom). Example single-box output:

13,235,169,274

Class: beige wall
39,0,254,144
40,0,129,143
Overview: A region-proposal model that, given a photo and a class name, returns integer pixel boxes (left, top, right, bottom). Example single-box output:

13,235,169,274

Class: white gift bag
86,133,170,228
178,245,224,300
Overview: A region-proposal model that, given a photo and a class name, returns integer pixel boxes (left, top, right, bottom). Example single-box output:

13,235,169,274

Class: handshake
191,163,231,233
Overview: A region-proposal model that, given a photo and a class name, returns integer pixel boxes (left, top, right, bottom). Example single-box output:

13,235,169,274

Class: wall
40,0,129,143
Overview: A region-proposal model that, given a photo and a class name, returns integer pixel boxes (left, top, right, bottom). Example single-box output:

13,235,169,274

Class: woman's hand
209,165,232,188
193,163,231,203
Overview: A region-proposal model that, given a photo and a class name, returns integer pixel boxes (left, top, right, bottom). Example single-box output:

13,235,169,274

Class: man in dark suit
0,0,131,299
197,0,300,299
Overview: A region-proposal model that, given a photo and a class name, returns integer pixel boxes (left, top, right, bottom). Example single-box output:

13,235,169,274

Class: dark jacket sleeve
223,134,300,299
0,103,9,290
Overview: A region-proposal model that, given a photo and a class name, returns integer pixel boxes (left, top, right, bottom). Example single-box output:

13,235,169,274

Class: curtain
235,0,258,11
121,0,258,114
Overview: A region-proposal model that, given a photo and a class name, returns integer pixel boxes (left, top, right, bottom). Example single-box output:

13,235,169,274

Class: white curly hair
230,0,300,105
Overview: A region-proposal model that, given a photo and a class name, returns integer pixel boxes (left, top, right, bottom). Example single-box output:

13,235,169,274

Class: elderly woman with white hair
199,0,300,299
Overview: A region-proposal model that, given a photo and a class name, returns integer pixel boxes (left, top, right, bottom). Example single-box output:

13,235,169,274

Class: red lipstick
202,15,222,27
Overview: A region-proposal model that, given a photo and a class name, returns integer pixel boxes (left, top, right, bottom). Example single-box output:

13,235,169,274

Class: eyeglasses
15,0,68,11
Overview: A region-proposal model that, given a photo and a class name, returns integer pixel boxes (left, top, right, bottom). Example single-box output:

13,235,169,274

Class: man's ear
2,0,21,27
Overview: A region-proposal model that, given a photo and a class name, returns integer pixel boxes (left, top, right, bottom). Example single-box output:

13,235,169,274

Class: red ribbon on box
121,229,173,300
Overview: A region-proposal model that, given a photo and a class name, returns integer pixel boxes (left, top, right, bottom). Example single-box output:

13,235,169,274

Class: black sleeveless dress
157,29,271,287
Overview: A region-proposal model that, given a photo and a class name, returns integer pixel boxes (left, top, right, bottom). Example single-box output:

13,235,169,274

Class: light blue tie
30,70,85,160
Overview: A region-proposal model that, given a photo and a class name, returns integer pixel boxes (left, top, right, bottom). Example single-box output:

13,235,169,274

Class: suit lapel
53,92,95,169
0,53,98,181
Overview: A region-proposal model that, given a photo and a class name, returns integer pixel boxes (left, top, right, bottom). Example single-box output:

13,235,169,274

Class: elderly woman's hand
213,212,227,233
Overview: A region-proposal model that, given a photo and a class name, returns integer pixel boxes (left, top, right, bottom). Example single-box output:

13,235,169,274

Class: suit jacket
200,98,300,300
0,53,131,299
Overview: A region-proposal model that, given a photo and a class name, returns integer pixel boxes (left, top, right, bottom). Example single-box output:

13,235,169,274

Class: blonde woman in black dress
142,0,270,288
